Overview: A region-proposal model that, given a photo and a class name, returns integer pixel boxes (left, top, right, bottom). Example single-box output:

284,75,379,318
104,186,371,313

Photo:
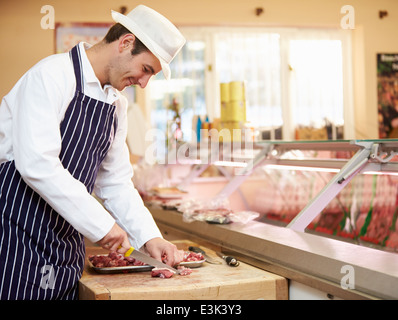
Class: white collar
78,42,120,102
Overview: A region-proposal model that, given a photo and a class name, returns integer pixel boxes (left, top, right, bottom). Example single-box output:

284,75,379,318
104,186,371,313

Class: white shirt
0,42,162,248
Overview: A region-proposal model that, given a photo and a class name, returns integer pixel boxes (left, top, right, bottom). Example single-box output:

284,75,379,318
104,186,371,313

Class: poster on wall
377,53,398,138
54,22,112,53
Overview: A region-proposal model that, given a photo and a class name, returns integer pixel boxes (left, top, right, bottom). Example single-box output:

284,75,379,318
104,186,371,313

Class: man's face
108,43,162,91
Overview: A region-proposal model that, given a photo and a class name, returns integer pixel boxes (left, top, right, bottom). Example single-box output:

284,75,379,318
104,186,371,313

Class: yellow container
220,81,246,123
229,81,245,101
228,100,246,122
220,83,230,102
220,101,228,122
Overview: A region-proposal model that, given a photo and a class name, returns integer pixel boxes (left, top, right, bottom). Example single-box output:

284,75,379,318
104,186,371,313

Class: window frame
146,26,354,141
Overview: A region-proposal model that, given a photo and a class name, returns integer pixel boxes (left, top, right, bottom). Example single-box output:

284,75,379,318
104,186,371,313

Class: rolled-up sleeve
93,96,162,249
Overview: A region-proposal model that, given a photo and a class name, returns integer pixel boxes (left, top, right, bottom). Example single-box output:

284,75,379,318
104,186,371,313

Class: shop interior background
1,0,398,144
2,0,398,300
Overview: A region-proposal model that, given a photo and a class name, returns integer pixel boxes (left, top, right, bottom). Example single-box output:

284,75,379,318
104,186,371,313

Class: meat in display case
140,139,398,253
137,139,398,299
223,139,398,252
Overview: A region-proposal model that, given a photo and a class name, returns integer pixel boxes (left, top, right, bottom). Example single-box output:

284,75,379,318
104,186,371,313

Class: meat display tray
88,259,154,274
88,255,205,274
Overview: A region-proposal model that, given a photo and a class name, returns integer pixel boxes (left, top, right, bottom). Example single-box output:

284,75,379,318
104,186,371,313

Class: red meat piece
151,268,176,278
183,251,204,261
177,266,193,276
89,253,147,268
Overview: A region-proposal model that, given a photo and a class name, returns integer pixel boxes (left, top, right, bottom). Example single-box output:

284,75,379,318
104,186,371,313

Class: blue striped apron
0,45,118,300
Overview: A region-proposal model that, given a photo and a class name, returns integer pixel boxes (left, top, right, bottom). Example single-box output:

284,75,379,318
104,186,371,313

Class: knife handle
124,246,135,257
224,256,240,267
188,246,206,255
118,246,135,257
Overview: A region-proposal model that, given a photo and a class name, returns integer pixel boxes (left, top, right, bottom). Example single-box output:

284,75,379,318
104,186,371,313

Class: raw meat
183,251,204,262
89,250,201,278
88,252,146,268
150,266,193,278
151,268,175,278
177,266,193,276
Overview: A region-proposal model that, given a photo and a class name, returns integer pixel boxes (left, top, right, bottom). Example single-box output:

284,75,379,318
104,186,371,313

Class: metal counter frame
149,206,398,300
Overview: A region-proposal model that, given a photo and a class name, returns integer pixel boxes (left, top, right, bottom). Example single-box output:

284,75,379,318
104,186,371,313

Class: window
214,31,282,130
148,27,352,149
287,37,346,140
149,36,207,144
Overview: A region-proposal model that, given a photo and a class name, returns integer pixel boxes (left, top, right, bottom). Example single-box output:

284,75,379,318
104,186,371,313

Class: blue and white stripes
0,44,117,300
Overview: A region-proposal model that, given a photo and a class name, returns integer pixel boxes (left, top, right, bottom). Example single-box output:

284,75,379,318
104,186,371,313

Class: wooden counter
79,240,288,300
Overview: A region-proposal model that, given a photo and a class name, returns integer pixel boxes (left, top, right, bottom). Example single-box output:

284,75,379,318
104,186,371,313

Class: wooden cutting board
79,240,287,300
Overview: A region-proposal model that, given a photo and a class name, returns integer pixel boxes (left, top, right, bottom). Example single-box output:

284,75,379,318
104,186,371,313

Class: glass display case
138,139,398,299
217,139,398,252
139,139,398,253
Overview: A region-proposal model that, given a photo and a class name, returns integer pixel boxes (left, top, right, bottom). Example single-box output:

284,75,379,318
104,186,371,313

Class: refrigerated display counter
141,139,398,299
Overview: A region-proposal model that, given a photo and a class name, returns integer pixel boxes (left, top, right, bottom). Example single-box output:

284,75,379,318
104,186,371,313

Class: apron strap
69,44,84,94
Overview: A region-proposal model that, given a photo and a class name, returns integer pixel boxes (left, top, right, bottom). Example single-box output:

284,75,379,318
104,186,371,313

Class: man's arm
93,96,184,265
8,61,116,243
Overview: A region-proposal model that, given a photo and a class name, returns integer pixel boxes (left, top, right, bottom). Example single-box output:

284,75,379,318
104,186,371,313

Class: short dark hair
104,23,149,55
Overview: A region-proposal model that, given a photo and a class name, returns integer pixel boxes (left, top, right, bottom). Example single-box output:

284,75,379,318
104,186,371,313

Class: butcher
0,5,185,299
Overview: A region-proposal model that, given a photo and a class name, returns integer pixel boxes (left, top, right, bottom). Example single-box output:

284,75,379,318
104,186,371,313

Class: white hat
111,5,186,80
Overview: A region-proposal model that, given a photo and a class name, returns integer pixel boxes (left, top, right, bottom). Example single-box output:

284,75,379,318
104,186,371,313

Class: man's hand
144,237,184,267
97,223,131,253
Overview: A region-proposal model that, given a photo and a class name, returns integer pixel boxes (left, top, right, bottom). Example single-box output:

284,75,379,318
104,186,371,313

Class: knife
216,252,240,267
124,246,180,274
188,246,222,265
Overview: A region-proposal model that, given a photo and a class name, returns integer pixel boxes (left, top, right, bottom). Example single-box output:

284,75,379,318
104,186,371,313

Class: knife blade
188,246,222,265
124,246,180,274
